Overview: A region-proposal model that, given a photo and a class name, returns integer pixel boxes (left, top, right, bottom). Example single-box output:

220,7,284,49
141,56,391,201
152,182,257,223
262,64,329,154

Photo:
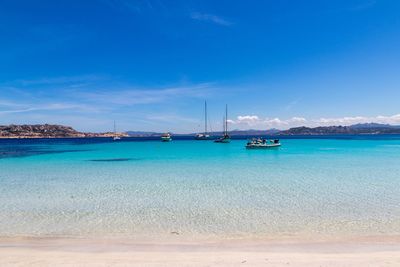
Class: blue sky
1,0,400,132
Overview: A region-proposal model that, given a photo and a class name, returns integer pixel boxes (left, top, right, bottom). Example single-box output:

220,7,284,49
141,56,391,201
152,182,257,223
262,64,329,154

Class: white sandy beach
1,236,400,266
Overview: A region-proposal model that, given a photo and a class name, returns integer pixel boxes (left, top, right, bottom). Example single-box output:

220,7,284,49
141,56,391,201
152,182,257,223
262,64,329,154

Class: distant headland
1,123,400,139
0,124,127,139
279,123,400,135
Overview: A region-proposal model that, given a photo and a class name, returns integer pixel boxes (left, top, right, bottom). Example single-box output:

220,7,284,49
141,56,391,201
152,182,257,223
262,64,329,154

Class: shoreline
1,236,400,266
2,133,400,140
0,136,118,139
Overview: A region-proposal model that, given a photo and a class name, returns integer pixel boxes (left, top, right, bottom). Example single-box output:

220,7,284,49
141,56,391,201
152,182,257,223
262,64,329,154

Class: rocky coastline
0,124,127,139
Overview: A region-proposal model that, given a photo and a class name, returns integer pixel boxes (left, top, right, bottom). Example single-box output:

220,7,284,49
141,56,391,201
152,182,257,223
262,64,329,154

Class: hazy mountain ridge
127,124,400,137
126,129,280,137
349,123,400,129
279,123,400,135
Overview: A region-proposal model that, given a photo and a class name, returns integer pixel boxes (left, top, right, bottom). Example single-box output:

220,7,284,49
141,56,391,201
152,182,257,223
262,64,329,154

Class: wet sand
1,236,400,266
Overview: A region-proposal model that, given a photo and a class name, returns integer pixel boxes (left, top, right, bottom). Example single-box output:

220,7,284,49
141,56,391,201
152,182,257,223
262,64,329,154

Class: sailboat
214,104,231,143
195,101,211,140
113,121,121,141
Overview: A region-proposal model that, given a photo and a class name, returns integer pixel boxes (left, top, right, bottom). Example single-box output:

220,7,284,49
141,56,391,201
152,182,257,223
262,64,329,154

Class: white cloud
314,114,400,126
264,117,307,128
236,115,261,125
229,115,307,129
190,12,232,26
229,114,400,130
291,117,307,123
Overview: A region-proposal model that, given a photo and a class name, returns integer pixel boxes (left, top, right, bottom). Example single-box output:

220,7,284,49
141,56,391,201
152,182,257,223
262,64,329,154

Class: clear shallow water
1,137,400,240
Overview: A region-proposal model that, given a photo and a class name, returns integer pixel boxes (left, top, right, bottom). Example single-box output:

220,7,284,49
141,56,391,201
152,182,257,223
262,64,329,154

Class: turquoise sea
1,137,400,240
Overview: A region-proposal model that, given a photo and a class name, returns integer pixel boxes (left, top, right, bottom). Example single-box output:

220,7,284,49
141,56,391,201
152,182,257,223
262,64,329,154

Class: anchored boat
195,101,211,140
113,121,121,141
214,104,231,143
161,133,172,142
246,138,281,149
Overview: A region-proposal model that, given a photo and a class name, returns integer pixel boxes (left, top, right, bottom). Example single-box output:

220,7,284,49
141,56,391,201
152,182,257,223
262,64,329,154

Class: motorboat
246,138,281,149
161,133,172,142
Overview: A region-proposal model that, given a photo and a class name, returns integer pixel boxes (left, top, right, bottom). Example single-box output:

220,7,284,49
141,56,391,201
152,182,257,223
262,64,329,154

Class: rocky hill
0,124,88,138
279,124,400,135
0,124,129,138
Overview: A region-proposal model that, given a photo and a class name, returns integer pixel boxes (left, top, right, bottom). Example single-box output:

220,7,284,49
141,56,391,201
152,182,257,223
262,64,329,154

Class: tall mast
205,101,207,135
114,120,116,135
222,116,225,134
225,104,228,135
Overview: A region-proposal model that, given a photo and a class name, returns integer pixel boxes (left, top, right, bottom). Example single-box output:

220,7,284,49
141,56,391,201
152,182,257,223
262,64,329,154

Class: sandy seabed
1,236,400,266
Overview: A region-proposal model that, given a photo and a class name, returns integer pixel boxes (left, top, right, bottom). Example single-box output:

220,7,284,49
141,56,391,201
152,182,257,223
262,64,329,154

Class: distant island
1,123,400,138
0,124,127,139
279,123,400,135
